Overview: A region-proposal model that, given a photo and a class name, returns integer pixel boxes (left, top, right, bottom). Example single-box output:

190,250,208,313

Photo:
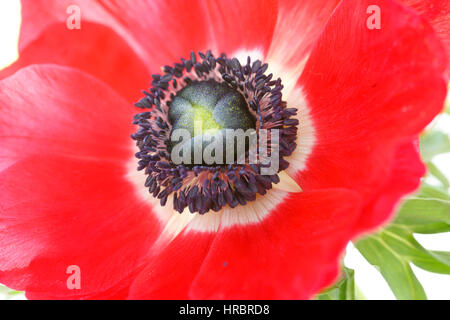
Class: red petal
200,0,278,56
0,65,160,298
297,0,446,200
191,190,361,299
20,0,278,73
129,190,361,299
267,0,340,77
0,65,134,171
1,22,150,102
19,0,208,73
354,139,425,235
0,157,158,299
398,0,450,79
128,232,216,299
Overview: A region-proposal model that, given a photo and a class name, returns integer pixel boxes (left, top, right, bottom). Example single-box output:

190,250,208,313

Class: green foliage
355,204,450,300
316,267,356,300
320,123,450,300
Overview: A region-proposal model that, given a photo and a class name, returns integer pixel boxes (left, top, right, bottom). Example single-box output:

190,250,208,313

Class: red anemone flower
0,0,448,300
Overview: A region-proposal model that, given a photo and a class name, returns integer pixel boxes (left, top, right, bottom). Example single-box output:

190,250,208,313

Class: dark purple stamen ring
132,51,298,214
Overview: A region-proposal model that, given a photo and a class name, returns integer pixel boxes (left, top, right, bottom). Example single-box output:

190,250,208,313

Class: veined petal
0,64,133,171
0,65,160,299
1,22,150,102
266,0,341,94
0,157,157,299
20,0,278,74
191,190,361,299
397,0,450,79
295,0,446,199
129,189,361,299
199,0,278,56
19,0,208,73
354,139,426,236
128,231,216,299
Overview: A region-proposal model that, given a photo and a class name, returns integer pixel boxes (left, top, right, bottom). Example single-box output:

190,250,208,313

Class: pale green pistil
192,104,223,136
168,80,256,165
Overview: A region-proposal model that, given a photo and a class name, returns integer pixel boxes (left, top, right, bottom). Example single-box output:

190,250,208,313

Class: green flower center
168,80,256,164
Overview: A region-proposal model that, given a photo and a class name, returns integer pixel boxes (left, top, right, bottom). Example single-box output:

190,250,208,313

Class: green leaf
394,198,450,234
416,183,450,201
381,225,450,274
355,234,427,300
355,196,450,299
420,131,450,161
429,251,450,265
316,267,355,300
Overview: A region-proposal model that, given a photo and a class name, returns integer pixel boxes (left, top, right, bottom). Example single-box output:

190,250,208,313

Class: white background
0,0,448,300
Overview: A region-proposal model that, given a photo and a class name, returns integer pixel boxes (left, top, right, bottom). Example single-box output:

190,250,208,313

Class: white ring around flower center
125,49,316,242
